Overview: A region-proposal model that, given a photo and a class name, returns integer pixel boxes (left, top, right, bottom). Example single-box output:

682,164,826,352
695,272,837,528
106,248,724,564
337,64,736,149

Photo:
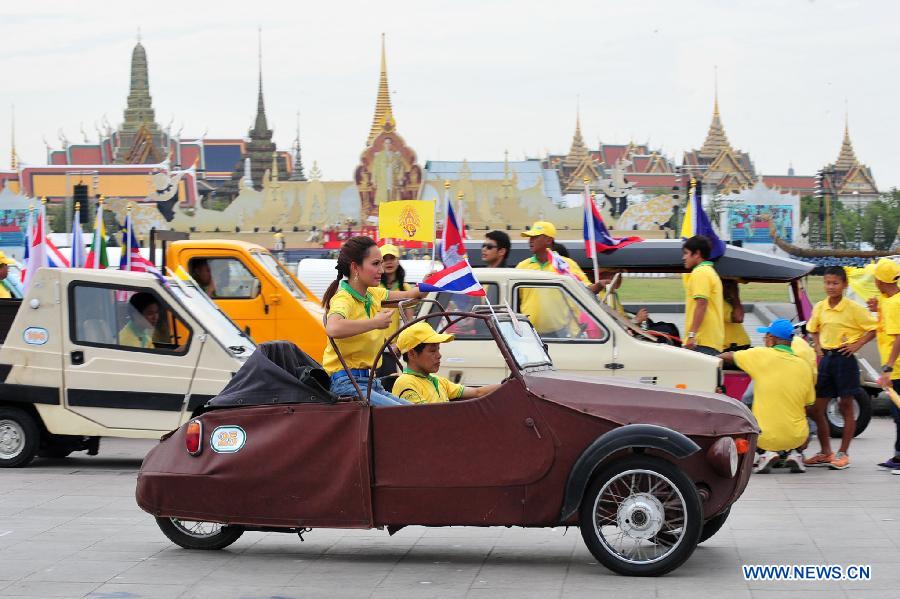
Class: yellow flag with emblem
378,200,435,242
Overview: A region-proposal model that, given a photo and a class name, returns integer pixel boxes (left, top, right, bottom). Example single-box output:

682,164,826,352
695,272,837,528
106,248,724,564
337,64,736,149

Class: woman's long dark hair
322,236,378,312
380,262,406,289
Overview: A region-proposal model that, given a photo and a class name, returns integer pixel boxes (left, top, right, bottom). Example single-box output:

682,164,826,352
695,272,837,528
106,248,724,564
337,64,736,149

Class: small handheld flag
119,210,165,284
680,178,726,259
583,193,642,255
418,260,486,297
441,198,467,267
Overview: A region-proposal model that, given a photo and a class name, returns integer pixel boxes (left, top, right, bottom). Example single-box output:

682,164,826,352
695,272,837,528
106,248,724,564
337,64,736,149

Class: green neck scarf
772,344,795,355
340,281,373,317
693,261,714,271
403,368,441,396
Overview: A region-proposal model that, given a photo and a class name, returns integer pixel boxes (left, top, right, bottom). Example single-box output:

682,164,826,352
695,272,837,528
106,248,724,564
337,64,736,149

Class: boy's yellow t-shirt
393,370,465,404
806,297,876,349
683,262,724,351
734,346,815,452
322,284,390,375
876,292,900,380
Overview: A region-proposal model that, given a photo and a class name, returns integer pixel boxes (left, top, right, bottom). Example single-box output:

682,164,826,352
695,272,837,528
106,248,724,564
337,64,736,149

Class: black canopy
205,341,336,409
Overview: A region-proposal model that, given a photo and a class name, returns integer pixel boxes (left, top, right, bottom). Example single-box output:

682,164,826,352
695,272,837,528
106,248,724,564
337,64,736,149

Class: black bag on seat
204,341,336,409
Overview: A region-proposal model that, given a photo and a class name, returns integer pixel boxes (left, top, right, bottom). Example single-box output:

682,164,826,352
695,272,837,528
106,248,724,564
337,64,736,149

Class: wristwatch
882,365,894,373
687,332,696,339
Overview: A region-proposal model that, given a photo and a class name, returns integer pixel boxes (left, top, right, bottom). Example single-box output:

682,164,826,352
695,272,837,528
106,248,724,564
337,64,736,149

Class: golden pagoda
824,113,879,202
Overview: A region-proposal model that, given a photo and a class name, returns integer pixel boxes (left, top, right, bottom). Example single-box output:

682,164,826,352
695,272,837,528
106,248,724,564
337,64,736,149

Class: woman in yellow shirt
321,236,423,406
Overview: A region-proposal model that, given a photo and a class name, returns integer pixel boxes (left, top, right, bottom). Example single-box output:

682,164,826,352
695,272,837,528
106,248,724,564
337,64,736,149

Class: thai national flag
583,194,642,255
120,213,165,284
46,236,70,268
418,260,486,296
441,201,467,267
679,178,726,259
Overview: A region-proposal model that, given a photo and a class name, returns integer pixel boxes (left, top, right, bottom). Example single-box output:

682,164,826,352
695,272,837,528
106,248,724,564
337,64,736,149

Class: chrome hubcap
617,493,664,540
827,398,859,428
593,469,688,564
0,419,24,460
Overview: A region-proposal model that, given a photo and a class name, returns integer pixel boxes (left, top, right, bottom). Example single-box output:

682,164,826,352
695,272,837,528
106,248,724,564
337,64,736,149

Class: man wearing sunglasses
480,230,511,268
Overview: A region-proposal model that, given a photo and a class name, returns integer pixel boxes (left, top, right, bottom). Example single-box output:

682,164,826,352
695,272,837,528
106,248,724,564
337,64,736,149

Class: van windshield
251,251,312,301
167,279,256,359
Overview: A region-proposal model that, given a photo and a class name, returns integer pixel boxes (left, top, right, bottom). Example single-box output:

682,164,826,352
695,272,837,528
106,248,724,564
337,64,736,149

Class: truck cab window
515,285,608,342
71,284,191,353
189,257,260,299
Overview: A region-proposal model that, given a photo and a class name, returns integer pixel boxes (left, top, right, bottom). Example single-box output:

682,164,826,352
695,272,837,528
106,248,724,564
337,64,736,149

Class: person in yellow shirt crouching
720,319,815,474
393,321,501,404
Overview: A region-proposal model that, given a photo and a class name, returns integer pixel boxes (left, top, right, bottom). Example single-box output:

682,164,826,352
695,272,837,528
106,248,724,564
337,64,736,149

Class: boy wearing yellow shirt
393,321,500,404
682,236,724,355
804,266,877,470
868,259,900,473
720,319,815,474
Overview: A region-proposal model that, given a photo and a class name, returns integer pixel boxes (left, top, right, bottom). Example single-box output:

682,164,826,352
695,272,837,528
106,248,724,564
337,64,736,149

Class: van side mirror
249,279,261,298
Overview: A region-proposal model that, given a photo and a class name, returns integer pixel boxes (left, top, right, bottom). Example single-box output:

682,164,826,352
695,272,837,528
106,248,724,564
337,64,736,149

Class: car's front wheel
826,389,871,439
579,455,702,577
155,517,244,550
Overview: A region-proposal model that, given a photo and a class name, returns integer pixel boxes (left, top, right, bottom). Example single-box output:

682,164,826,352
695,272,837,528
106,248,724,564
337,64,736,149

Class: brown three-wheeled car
136,307,758,576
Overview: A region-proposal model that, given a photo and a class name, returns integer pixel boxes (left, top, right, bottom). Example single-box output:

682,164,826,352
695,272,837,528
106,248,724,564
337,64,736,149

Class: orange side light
675,384,687,389
735,438,750,455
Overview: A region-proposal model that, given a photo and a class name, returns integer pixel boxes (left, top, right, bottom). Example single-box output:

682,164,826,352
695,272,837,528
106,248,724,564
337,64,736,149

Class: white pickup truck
0,267,255,467
416,268,722,392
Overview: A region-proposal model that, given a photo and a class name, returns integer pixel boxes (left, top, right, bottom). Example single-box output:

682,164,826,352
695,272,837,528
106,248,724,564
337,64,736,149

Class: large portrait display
727,203,794,244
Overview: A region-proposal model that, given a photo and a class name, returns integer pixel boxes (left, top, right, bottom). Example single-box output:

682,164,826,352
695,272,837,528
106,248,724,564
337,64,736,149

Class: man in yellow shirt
0,256,12,299
515,221,604,337
393,322,500,404
682,236,724,355
720,319,815,474
868,259,900,472
803,266,876,470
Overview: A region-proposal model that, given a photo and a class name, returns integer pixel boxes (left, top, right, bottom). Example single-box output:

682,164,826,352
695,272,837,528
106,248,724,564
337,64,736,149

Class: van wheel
155,517,244,550
579,455,702,576
827,389,871,439
0,407,40,468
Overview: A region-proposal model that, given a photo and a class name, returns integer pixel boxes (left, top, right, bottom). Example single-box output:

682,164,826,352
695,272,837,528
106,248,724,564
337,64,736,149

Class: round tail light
185,419,202,455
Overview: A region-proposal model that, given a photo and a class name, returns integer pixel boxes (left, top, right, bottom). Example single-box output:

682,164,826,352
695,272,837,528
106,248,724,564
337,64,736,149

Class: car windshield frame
250,251,312,301
166,278,256,359
488,314,554,371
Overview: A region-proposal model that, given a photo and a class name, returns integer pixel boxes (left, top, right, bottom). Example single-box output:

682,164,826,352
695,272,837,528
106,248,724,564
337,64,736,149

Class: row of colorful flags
21,203,163,293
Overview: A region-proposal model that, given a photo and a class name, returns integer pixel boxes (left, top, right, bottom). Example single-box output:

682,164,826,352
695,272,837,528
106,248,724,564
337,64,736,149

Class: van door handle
70,351,84,365
604,362,624,370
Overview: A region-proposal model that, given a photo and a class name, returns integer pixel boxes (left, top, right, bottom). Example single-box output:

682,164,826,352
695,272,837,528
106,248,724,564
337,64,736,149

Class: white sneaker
892,469,900,475
754,451,780,474
784,450,806,473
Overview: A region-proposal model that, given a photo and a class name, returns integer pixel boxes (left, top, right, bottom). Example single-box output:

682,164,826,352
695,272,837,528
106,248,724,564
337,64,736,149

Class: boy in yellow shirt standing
682,236,724,355
804,266,876,470
393,322,501,404
720,319,815,473
868,259,900,473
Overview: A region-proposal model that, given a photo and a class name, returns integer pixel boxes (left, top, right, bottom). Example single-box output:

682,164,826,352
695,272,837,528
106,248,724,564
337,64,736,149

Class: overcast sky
2,0,898,189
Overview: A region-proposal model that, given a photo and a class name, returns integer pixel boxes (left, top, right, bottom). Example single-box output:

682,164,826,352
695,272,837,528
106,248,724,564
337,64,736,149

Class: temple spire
367,33,395,146
115,35,164,163
563,103,589,168
835,110,858,170
698,71,731,160
253,27,268,135
290,110,307,181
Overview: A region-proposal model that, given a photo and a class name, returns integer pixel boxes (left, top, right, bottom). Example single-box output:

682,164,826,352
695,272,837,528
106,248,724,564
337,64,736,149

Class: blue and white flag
70,209,85,268
418,260,486,296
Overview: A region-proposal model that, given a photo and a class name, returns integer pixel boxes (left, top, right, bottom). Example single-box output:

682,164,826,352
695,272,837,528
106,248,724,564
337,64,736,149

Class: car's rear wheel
579,455,702,577
827,389,871,439
0,407,39,468
698,507,730,544
155,517,244,550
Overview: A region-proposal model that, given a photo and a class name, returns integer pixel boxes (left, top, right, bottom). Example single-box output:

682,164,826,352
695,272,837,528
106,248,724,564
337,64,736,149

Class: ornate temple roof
561,111,590,168
834,116,858,171
697,92,732,160
367,34,394,147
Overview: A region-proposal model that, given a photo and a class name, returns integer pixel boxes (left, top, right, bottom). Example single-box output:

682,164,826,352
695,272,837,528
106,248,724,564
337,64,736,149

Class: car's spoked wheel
155,516,244,550
580,456,702,576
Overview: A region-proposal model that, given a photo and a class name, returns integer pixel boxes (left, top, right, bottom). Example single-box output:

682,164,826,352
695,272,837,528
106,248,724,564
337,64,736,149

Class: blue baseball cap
757,318,794,341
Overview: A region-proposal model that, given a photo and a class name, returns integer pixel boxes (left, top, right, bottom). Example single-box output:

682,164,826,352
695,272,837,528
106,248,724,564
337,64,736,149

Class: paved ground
2,420,900,599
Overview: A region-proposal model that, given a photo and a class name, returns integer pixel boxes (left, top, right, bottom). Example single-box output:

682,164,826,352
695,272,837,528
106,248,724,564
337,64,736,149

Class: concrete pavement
2,419,900,598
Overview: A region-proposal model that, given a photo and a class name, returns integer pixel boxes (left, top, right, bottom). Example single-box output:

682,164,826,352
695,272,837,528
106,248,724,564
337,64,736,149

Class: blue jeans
330,370,410,407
